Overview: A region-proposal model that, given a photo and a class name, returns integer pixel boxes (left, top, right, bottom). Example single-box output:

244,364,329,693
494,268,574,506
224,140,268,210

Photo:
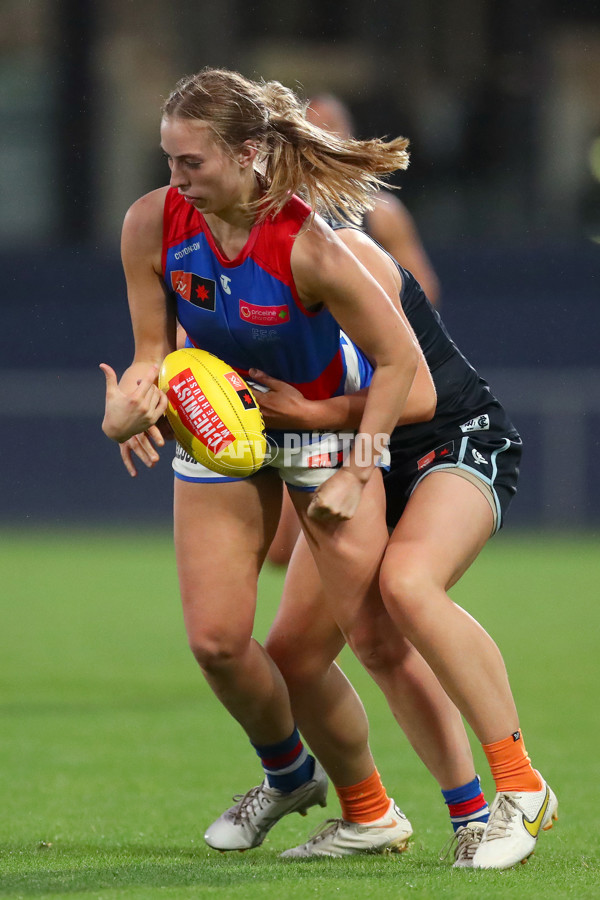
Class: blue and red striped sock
252,727,314,792
442,775,489,832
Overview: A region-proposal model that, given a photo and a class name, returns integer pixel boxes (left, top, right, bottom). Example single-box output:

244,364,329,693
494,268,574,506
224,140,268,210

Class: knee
264,631,292,674
345,623,402,677
379,555,432,637
265,631,323,688
187,628,250,674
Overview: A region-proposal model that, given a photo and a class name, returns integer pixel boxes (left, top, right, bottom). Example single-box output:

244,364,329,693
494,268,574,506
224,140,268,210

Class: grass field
1,528,598,899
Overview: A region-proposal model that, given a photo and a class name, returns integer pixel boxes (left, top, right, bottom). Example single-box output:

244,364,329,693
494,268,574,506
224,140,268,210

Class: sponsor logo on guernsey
223,371,257,410
171,271,216,311
460,414,490,433
239,299,290,326
522,787,550,838
220,274,232,294
417,441,454,472
167,368,234,454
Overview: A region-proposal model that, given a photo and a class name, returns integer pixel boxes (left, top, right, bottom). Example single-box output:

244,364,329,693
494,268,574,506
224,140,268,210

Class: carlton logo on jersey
171,270,216,311
239,299,290,326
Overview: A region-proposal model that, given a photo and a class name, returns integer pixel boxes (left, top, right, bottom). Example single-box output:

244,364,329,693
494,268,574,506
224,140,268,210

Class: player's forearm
298,362,435,432
301,391,368,431
347,357,418,483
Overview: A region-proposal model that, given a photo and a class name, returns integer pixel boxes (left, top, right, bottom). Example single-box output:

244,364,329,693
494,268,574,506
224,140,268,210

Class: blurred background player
306,94,440,306
267,92,441,566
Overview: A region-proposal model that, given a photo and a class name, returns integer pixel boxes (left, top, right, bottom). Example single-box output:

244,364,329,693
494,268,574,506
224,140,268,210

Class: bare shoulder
337,224,389,259
121,187,169,270
291,216,357,304
335,226,403,295
122,187,169,248
291,216,346,276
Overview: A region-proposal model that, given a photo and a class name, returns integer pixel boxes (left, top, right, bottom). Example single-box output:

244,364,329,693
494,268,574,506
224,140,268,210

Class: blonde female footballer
101,68,555,870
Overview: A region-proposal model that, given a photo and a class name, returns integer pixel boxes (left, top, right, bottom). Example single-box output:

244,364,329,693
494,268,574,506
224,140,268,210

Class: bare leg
275,474,476,790
266,487,301,567
380,471,519,744
175,470,295,744
267,535,373,787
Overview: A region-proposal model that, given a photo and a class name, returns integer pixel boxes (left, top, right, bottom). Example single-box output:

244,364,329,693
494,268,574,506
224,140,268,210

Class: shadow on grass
0,842,426,895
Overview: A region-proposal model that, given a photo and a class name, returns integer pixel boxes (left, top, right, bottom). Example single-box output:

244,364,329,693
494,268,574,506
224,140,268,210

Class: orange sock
335,769,391,823
483,731,543,793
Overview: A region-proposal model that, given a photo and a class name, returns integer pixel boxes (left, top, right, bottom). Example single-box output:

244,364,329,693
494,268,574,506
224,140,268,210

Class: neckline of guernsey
195,208,262,268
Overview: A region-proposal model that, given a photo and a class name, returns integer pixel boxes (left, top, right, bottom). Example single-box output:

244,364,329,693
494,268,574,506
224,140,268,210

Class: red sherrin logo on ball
167,369,235,454
223,371,245,391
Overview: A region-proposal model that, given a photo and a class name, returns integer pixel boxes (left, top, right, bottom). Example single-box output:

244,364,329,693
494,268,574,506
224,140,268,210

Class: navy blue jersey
391,266,519,451
327,221,519,453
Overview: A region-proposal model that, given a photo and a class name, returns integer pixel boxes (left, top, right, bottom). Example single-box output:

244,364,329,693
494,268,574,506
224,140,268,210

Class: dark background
1,0,598,528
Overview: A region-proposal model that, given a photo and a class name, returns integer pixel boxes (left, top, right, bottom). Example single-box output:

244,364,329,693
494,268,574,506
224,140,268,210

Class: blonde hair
162,68,409,225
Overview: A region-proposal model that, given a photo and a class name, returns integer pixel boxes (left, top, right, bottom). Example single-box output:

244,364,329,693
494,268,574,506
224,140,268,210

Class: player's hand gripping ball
159,348,267,477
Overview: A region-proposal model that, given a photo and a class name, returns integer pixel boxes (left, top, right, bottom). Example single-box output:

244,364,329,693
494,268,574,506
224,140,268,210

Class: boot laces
305,818,346,845
231,784,274,824
485,794,518,841
439,823,484,862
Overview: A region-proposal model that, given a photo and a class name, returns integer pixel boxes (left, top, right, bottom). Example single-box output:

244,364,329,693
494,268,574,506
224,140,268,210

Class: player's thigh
174,469,282,638
383,470,494,595
290,472,389,634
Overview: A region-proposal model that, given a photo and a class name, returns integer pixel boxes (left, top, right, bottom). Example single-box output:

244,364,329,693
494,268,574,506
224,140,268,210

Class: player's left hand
248,368,312,429
307,468,365,522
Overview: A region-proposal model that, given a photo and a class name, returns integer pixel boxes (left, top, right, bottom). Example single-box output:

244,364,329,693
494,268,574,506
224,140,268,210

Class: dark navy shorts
383,407,522,534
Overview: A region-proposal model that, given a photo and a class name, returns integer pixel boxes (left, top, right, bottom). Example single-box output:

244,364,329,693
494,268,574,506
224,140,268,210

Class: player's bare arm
250,371,435,432
293,220,420,442
100,188,176,474
250,227,435,434
335,227,436,423
291,220,419,520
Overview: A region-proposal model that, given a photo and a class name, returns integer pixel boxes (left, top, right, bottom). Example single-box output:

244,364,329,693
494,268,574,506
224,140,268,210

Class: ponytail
163,68,409,224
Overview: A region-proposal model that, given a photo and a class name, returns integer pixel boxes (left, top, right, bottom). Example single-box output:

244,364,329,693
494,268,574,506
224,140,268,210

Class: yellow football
158,348,267,477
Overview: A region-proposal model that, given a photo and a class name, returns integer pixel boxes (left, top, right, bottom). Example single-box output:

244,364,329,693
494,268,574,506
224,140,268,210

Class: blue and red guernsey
162,188,367,401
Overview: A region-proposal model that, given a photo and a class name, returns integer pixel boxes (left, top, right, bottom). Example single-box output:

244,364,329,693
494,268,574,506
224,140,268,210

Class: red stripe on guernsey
261,739,304,770
287,348,344,400
251,196,311,314
448,796,488,817
186,335,345,402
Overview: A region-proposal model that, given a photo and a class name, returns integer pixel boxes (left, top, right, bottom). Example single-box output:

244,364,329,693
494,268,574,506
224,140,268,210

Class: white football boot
204,761,328,851
472,773,558,869
439,821,486,867
279,799,412,858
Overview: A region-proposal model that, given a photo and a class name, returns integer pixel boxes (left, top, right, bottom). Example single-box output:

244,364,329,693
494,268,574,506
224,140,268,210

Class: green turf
1,529,598,898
